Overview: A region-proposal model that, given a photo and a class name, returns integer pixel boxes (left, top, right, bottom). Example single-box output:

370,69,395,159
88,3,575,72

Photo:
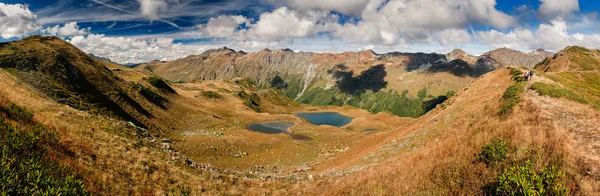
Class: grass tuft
201,91,222,99
3,103,34,123
144,76,175,93
530,82,586,104
495,161,567,196
0,103,89,195
477,138,509,167
499,82,526,116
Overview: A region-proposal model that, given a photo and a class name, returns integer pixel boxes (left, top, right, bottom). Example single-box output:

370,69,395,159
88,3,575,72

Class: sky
0,0,599,64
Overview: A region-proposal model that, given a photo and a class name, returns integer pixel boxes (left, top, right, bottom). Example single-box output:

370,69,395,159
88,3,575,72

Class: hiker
524,70,529,81
529,70,534,80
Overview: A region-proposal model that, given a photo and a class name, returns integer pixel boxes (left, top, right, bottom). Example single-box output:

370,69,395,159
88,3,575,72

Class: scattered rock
296,165,311,172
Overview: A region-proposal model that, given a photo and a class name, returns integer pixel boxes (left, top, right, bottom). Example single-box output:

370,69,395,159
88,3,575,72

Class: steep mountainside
0,36,156,129
138,47,547,117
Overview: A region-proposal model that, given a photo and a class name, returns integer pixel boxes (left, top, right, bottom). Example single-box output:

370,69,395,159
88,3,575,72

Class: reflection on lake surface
245,121,311,140
245,121,294,134
294,112,353,127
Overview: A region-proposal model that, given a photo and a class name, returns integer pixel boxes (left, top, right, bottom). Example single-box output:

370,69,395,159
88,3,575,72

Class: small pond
245,121,294,134
245,121,311,140
294,112,353,127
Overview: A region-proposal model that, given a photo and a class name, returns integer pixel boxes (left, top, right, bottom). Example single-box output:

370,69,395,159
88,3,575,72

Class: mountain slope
138,47,547,118
0,36,156,129
288,66,599,195
534,46,600,108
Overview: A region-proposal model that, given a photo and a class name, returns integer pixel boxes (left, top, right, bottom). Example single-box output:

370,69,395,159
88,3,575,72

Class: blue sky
0,0,599,63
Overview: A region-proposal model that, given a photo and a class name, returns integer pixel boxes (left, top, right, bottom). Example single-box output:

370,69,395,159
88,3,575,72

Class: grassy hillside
0,99,88,195
0,36,157,129
534,46,600,109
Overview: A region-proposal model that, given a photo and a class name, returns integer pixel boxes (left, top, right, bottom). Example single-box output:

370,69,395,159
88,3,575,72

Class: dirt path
525,84,600,182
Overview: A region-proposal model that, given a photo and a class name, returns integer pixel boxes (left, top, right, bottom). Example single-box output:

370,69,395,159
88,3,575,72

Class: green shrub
234,78,256,90
3,103,34,123
133,83,168,108
534,58,550,70
477,139,509,166
170,184,192,196
509,68,523,77
530,82,586,103
508,68,526,82
201,91,222,99
496,161,567,196
0,105,89,195
499,82,526,116
236,91,261,112
144,76,175,93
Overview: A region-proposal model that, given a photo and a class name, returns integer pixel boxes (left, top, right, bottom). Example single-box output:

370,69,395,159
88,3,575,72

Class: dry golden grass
274,67,600,195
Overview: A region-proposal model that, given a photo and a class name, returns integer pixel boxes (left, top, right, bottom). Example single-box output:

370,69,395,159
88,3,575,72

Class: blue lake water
245,121,294,134
294,112,353,127
245,121,311,140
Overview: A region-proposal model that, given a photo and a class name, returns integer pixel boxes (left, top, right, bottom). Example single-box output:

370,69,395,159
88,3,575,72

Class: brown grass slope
0,36,159,129
280,67,599,195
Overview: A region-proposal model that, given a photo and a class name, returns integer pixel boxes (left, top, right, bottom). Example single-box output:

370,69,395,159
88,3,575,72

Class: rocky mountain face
138,47,547,117
475,48,550,73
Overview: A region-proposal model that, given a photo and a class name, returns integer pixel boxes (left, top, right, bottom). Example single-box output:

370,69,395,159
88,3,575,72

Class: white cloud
203,15,248,38
434,29,471,46
244,7,333,41
44,22,90,37
475,29,530,49
263,0,371,16
137,0,167,21
329,0,515,45
475,19,600,51
68,33,216,64
0,3,41,39
538,0,579,20
201,0,514,46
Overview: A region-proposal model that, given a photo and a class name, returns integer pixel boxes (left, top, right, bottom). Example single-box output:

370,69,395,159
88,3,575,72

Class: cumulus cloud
243,7,333,40
202,0,515,46
0,3,41,39
331,0,515,44
475,19,600,51
263,0,371,16
203,15,248,38
68,33,215,64
44,22,90,37
137,0,167,20
538,0,579,20
434,29,472,46
203,7,335,41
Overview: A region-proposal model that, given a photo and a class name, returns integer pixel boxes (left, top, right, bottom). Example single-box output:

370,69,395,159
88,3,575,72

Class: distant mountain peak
359,49,377,56
530,49,554,57
202,46,236,55
446,49,470,57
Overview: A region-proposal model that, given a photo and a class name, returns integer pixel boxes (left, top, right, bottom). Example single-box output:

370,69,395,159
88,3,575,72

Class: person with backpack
524,70,529,81
529,70,534,80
